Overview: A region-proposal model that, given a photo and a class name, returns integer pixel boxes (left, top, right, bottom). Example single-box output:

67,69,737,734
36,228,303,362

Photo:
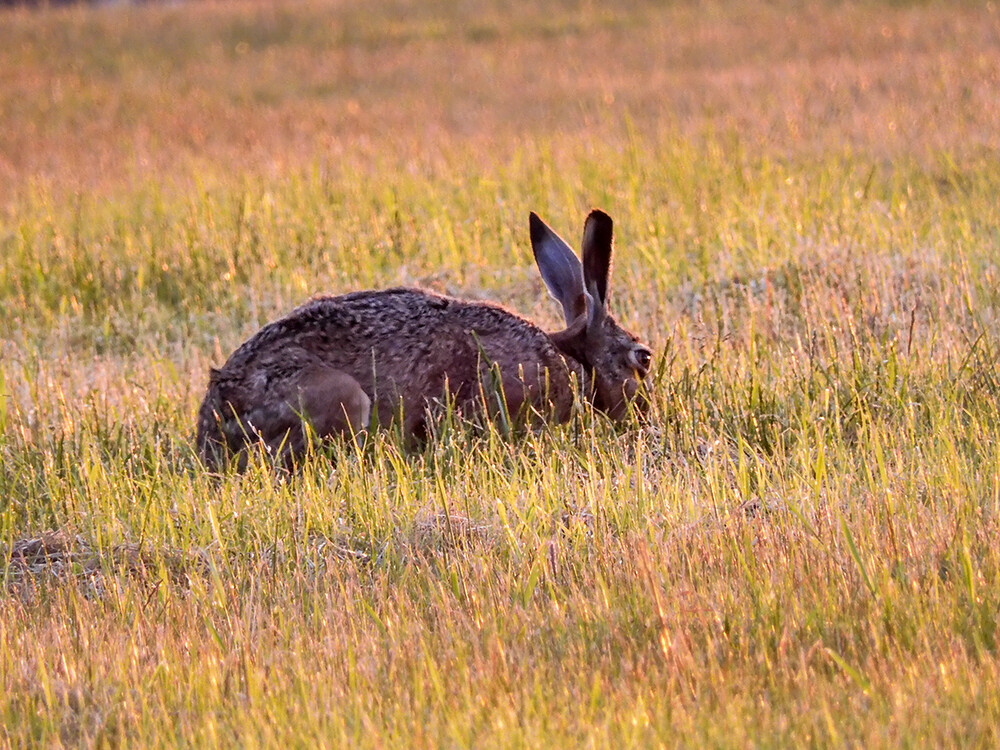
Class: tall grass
3,0,1000,746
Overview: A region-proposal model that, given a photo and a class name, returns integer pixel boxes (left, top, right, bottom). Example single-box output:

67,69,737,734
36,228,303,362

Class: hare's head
531,210,652,419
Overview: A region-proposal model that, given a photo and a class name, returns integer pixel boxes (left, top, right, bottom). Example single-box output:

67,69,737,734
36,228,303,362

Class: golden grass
3,0,1000,746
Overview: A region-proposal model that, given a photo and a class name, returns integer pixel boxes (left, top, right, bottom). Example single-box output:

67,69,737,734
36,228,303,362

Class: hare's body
196,288,582,466
196,210,651,470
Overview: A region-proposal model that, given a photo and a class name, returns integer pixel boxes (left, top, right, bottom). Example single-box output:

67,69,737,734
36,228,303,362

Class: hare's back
218,287,563,391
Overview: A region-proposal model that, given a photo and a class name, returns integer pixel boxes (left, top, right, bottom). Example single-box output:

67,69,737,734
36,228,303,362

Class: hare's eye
630,347,652,372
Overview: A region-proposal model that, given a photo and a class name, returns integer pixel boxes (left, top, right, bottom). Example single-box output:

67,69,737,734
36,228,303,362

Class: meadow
2,0,1000,745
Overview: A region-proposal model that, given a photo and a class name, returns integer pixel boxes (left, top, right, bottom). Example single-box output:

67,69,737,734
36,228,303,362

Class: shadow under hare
196,209,652,470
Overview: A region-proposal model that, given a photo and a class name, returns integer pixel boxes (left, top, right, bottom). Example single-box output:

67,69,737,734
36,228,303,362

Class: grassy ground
3,0,1000,746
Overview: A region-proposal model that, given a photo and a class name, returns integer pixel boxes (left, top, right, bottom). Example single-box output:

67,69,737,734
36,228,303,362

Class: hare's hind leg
238,367,370,467
293,366,371,445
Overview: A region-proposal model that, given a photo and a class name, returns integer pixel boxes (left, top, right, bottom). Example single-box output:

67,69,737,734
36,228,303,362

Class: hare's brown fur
196,210,651,470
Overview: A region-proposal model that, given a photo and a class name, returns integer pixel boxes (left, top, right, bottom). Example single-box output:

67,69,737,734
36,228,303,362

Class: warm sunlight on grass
2,0,1000,746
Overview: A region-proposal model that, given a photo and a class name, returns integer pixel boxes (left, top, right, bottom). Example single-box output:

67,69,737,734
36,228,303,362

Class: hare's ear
530,212,591,326
582,210,613,318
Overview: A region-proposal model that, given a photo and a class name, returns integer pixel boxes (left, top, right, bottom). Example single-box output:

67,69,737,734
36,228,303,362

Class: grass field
3,0,1000,746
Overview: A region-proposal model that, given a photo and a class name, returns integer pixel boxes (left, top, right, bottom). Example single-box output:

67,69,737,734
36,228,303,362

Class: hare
196,209,652,469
